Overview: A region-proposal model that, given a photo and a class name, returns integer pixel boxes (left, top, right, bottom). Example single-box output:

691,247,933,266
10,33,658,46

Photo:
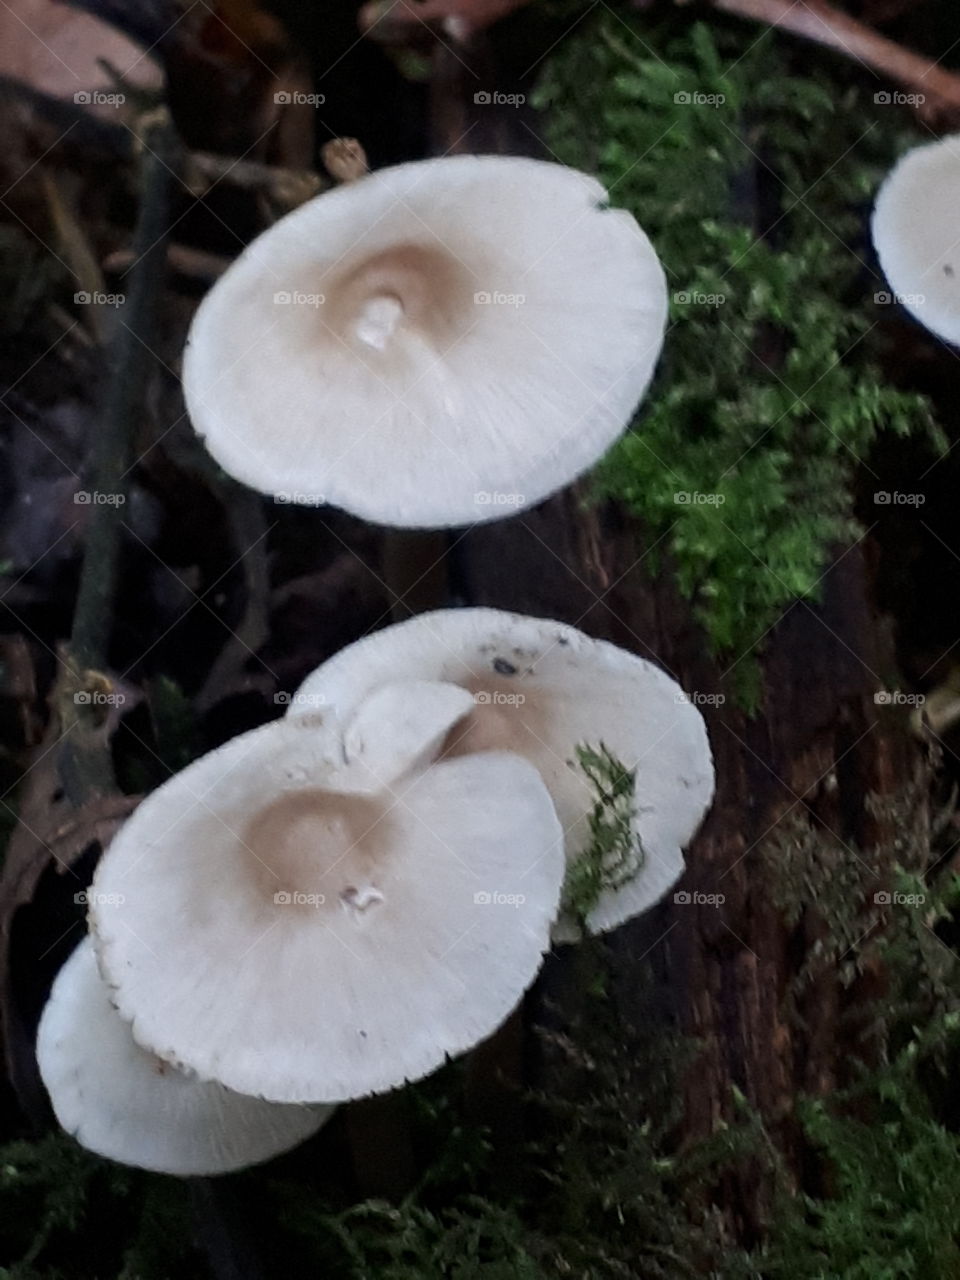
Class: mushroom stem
381,532,451,620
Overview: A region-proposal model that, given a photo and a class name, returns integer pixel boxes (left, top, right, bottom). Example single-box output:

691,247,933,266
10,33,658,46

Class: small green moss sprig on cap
289,607,715,939
561,744,646,927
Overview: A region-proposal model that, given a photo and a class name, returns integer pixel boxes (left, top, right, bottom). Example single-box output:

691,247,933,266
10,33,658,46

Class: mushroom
182,155,667,528
89,702,564,1103
872,134,960,345
37,938,332,1175
288,608,715,936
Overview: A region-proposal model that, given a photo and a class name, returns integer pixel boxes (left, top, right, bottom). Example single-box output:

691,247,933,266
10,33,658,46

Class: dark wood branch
711,0,960,115
61,110,175,803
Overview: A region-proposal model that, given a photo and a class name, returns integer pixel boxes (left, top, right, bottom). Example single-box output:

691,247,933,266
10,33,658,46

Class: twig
62,110,176,802
104,242,232,283
711,0,960,115
70,112,174,668
0,77,323,211
184,151,324,206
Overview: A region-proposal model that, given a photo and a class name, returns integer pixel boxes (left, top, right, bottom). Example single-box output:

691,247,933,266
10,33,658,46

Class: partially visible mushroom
289,608,715,937
872,134,960,345
89,705,564,1103
182,154,667,528
37,939,332,1175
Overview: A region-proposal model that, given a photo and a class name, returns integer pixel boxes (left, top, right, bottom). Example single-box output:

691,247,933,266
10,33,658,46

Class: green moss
747,1030,960,1279
560,743,645,922
536,13,941,704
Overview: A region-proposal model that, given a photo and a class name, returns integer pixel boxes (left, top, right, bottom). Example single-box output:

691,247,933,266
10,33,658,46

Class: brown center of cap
241,789,388,906
326,242,477,351
439,672,544,760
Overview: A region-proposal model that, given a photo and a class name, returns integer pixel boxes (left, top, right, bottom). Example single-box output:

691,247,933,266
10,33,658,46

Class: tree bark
458,488,927,1229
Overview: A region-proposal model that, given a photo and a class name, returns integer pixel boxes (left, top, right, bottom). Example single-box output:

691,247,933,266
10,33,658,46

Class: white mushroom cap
289,608,715,936
36,938,331,1175
333,678,477,790
872,134,960,345
89,712,563,1102
182,155,667,528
